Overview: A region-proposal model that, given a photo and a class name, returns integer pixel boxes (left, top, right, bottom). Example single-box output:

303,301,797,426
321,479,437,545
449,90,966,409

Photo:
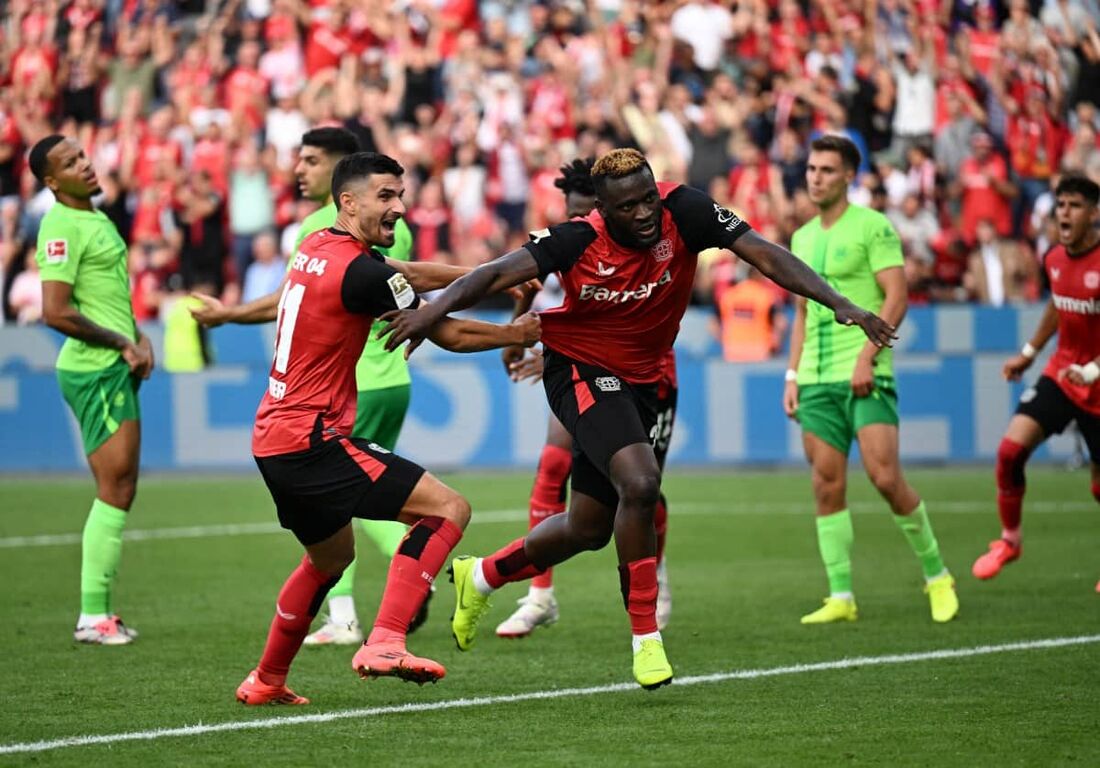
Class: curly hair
553,157,596,198
591,148,650,183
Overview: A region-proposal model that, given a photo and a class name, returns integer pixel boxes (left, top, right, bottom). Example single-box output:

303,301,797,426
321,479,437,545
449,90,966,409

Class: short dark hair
554,157,596,198
810,134,862,172
301,127,360,159
29,134,67,182
1055,173,1100,206
331,152,404,210
591,148,652,196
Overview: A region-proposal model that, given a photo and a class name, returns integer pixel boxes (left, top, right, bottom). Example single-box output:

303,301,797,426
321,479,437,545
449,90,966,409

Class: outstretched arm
191,280,284,327
732,231,896,348
386,259,472,293
379,248,541,352
424,311,541,354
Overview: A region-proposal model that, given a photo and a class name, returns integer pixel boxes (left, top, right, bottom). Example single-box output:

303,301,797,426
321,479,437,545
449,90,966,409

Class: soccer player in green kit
191,128,427,643
783,135,959,624
31,134,154,645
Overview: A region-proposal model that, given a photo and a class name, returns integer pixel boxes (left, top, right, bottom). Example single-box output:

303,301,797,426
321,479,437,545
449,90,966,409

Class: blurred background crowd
1,0,1098,347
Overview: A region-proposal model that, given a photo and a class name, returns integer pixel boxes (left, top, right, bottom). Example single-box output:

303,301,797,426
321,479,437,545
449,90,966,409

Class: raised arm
42,281,153,379
379,248,541,352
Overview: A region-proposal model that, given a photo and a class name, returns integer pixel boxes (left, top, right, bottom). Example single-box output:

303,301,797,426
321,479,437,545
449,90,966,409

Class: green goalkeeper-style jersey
35,202,136,372
292,202,414,391
790,204,903,385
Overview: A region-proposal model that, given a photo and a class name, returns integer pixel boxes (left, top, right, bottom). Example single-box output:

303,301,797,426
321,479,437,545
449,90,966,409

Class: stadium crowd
1,0,1099,330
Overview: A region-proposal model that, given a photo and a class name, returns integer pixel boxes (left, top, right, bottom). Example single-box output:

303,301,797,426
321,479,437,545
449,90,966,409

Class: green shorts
796,377,898,455
57,358,141,455
354,384,411,451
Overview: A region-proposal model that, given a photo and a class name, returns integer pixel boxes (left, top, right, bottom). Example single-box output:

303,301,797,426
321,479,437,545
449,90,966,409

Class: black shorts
1016,375,1100,462
542,348,677,508
254,436,426,546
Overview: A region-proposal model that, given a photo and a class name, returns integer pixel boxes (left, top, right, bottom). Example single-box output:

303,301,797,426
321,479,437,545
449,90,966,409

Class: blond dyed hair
591,148,651,189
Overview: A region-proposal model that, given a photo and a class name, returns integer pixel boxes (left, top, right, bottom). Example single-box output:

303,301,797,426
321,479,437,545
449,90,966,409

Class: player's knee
996,438,1030,490
811,472,844,506
615,470,661,512
437,492,472,529
570,518,613,551
100,476,137,510
314,548,354,575
866,465,900,497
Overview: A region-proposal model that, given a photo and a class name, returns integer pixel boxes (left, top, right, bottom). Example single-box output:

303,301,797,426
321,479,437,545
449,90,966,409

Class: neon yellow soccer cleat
925,573,960,623
800,596,858,624
633,639,674,690
450,556,491,651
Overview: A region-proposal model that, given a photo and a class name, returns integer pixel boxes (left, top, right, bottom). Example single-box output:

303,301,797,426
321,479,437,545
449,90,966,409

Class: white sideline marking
1,634,1097,756
0,500,1093,549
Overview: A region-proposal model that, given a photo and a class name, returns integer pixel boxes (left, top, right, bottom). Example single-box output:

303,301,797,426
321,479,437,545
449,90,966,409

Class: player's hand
1002,354,1033,381
124,336,154,379
377,306,436,356
512,311,541,347
189,292,227,328
509,349,545,383
851,356,874,397
834,303,897,348
1059,362,1100,387
501,343,525,373
782,380,799,418
507,278,542,301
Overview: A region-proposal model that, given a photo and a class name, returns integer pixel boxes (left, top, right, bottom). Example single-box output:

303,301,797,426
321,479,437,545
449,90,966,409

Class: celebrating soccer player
380,147,895,690
783,135,959,625
191,128,434,645
235,152,540,705
971,173,1100,587
497,158,676,638
31,135,153,646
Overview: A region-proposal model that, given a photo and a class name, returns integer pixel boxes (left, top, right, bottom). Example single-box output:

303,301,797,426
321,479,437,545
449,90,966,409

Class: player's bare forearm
42,281,131,350
45,305,133,350
228,291,280,324
786,297,807,371
390,260,472,293
429,314,540,353
1028,300,1059,350
433,249,539,315
733,231,849,311
511,283,537,319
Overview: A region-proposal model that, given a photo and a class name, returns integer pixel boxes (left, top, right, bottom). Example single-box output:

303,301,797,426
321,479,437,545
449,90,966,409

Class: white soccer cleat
656,560,671,631
74,615,136,645
495,593,559,638
303,618,363,646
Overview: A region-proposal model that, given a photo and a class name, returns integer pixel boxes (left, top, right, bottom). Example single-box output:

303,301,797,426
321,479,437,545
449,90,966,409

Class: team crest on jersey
45,239,68,264
1085,271,1099,290
387,273,416,309
594,376,621,392
651,239,673,263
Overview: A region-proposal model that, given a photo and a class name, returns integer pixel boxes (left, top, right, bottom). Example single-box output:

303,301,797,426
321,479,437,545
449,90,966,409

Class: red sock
529,444,571,589
654,495,669,566
482,537,544,589
619,557,659,635
1092,482,1100,505
996,438,1030,543
368,517,463,645
258,555,339,686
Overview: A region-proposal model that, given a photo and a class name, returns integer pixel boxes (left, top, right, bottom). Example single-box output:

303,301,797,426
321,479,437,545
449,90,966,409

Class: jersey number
274,281,305,374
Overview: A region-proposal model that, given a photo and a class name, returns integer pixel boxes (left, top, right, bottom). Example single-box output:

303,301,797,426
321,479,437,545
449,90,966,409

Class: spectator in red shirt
954,131,1017,245
1006,88,1067,235
224,41,269,134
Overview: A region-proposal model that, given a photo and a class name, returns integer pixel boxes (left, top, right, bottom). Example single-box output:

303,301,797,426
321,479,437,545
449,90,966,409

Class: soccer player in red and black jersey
236,153,540,705
381,148,895,690
496,158,678,638
972,173,1100,587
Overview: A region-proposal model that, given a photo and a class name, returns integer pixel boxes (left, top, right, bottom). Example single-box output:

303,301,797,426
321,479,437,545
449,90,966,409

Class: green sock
328,557,357,598
80,499,128,615
893,501,947,580
359,518,410,558
815,510,854,595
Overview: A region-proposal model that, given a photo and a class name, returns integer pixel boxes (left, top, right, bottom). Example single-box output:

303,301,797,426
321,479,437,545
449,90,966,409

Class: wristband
1021,343,1037,360
1079,361,1100,385
785,369,798,383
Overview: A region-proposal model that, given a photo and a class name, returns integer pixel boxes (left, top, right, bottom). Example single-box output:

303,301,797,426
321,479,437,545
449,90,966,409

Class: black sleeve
521,220,599,279
664,185,753,254
341,252,422,315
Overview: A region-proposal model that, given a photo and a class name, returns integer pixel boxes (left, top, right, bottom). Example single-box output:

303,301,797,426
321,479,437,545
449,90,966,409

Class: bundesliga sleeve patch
712,203,744,234
387,272,416,309
45,239,69,264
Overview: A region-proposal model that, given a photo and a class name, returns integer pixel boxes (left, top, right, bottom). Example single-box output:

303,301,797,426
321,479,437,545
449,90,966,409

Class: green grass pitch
1,467,1098,766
